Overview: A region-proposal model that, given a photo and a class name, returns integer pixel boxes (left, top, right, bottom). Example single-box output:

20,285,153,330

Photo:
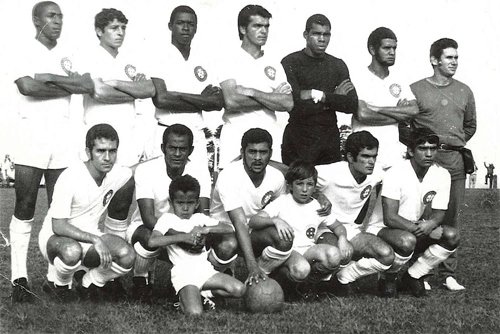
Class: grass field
0,188,499,333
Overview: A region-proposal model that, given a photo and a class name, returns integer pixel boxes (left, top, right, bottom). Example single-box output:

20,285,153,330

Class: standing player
125,124,212,302
351,27,418,171
80,8,156,240
150,5,224,176
10,1,94,302
315,131,395,296
218,5,293,169
370,128,459,297
281,14,357,166
410,38,476,290
38,124,135,302
149,175,245,315
249,160,352,300
210,128,291,284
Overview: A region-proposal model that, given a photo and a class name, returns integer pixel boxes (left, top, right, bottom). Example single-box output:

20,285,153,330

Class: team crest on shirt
306,226,316,239
423,191,436,204
124,64,137,80
389,83,402,98
194,66,208,82
264,66,276,80
60,57,73,75
103,190,114,206
360,185,372,200
261,191,275,208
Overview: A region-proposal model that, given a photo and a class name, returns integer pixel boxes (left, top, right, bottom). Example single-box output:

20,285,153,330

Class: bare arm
178,84,225,111
106,76,155,99
137,198,158,230
34,72,94,94
151,77,200,113
382,197,419,233
52,218,112,267
91,77,136,104
354,99,418,125
198,197,210,216
148,229,194,248
327,221,352,263
15,76,71,98
228,207,266,284
249,211,294,242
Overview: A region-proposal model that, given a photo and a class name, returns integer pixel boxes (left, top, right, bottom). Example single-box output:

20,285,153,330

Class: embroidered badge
389,83,402,98
103,190,114,206
306,226,316,239
124,64,137,80
360,185,372,200
261,191,275,208
194,66,208,82
264,66,276,80
423,191,436,204
60,57,73,75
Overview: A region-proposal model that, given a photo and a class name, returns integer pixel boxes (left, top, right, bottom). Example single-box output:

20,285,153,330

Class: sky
0,0,498,188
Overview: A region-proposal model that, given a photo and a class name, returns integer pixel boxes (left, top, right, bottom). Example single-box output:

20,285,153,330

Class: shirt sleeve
380,167,401,201
50,170,76,219
154,213,177,235
431,170,451,210
463,89,477,142
215,170,242,212
134,162,154,200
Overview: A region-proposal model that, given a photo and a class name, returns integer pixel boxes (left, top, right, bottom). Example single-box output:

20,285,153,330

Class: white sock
207,248,237,272
133,242,159,280
10,216,33,282
337,257,390,284
53,257,81,287
386,252,412,274
83,262,131,288
408,245,455,279
201,290,214,298
103,216,128,239
257,246,292,275
47,263,56,282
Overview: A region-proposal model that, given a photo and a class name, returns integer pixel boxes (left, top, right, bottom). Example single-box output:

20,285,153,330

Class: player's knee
289,261,310,282
215,234,238,260
376,244,395,266
396,233,417,255
442,226,460,248
114,243,136,269
228,281,246,298
324,247,342,269
58,242,83,265
183,303,203,316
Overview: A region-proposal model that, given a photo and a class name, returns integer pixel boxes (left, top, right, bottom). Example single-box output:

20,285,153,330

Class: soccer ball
244,278,284,314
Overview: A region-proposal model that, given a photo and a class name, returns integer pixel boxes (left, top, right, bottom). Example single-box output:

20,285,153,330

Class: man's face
35,3,63,41
86,138,118,174
97,19,127,51
172,190,199,220
290,177,316,204
409,141,438,169
162,134,192,170
169,12,197,47
241,15,269,47
348,147,378,176
373,38,397,67
434,47,458,77
242,142,271,175
304,23,331,57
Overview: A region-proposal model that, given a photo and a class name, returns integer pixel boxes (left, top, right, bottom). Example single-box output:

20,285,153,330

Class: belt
439,144,463,151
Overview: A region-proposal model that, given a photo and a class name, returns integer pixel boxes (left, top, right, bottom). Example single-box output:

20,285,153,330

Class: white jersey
262,193,334,253
154,212,218,266
369,160,450,226
40,161,132,236
351,68,416,169
129,157,211,226
210,161,286,224
316,161,383,225
13,39,72,120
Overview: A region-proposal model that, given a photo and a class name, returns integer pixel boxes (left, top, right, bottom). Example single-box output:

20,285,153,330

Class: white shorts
365,223,385,236
15,117,77,169
218,121,282,170
315,223,364,242
152,123,209,171
38,226,103,262
171,259,218,294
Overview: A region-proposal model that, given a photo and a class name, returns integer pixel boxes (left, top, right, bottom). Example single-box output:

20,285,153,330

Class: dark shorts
281,123,341,166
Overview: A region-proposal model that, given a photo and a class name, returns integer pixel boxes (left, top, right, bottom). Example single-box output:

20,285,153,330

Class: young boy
148,175,245,315
249,160,352,300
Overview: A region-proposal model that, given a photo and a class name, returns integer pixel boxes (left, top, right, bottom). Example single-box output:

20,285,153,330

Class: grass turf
0,188,499,333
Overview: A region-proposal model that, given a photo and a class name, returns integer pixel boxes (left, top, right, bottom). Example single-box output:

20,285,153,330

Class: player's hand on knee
338,237,353,263
273,218,294,242
93,237,112,268
316,194,332,216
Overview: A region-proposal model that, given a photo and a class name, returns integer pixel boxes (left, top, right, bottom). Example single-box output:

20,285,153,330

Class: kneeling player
371,128,459,297
148,175,245,315
249,160,352,301
38,124,135,302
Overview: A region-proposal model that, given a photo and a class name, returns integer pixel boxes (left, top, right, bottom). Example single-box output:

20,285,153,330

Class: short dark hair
169,174,200,200
367,27,397,53
285,160,318,185
95,8,128,32
241,128,273,150
305,14,330,32
345,131,379,160
408,127,439,151
32,1,58,19
238,5,272,40
86,123,119,151
162,124,194,147
430,38,458,60
169,5,197,25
